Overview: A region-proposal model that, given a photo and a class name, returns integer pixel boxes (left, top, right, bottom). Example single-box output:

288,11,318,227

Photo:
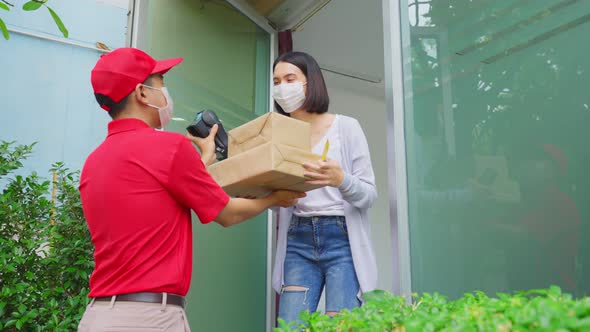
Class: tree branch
1,0,14,7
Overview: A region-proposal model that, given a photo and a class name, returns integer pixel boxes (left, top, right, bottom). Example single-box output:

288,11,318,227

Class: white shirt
293,115,345,217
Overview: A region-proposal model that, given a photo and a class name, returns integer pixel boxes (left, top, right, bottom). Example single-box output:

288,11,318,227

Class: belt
94,292,186,309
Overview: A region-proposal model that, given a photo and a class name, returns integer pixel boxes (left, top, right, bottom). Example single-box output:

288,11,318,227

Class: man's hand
268,190,306,208
186,124,218,166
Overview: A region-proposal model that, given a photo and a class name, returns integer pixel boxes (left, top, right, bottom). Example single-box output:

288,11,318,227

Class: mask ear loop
142,84,168,109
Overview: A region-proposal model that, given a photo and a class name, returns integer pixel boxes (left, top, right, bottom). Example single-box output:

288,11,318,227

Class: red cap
91,48,183,111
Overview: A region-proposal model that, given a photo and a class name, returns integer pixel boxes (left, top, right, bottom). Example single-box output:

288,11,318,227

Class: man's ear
134,83,148,104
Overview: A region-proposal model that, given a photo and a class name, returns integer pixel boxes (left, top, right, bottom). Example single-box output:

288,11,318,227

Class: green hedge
0,141,93,331
275,287,590,331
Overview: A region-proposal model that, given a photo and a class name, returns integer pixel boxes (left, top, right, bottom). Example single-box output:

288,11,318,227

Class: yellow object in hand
321,139,330,161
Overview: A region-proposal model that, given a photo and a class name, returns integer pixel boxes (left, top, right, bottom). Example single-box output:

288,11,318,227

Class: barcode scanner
186,110,228,161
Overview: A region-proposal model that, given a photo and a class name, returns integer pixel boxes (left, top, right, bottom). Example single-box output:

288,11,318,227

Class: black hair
273,51,329,115
94,75,156,119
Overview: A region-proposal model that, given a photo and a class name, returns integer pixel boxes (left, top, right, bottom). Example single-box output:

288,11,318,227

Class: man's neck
116,106,158,128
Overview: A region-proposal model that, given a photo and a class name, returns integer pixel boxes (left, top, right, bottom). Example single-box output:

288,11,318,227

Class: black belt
94,292,185,309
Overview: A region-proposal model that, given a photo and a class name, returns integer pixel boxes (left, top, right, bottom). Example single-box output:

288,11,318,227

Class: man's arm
167,139,304,225
214,191,304,227
183,126,304,226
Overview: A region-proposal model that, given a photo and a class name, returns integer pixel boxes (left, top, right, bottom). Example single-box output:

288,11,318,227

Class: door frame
127,0,415,324
383,0,413,301
127,1,278,331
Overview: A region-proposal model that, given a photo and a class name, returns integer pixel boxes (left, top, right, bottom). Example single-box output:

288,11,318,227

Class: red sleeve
167,138,230,224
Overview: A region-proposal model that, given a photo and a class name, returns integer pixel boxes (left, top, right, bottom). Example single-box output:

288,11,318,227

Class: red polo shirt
79,118,230,297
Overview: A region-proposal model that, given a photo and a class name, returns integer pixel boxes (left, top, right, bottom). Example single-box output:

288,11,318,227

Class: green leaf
46,6,68,38
22,1,42,11
0,2,9,11
573,317,590,329
0,18,8,40
362,289,392,303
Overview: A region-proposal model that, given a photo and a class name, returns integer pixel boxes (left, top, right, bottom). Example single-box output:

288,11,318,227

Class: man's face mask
143,85,174,129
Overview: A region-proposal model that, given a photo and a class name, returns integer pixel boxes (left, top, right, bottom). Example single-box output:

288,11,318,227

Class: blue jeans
278,216,361,325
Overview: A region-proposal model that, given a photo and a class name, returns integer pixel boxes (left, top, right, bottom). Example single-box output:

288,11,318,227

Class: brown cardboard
207,142,324,198
228,112,311,157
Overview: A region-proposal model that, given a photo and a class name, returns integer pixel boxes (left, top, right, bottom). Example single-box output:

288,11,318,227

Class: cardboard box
228,112,311,157
208,142,324,198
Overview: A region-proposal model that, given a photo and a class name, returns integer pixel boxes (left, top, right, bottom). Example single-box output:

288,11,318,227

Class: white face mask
272,82,306,114
143,85,174,129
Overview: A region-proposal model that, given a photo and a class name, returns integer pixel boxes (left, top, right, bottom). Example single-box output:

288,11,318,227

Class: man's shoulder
143,128,186,141
84,130,189,167
136,129,191,151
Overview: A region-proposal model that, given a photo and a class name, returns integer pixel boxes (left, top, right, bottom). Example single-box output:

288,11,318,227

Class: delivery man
77,47,304,331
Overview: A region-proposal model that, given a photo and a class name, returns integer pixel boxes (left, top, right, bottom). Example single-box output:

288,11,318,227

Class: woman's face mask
272,81,307,114
143,85,174,129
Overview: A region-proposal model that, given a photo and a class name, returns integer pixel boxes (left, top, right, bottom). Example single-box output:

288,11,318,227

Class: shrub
0,141,93,331
276,287,590,331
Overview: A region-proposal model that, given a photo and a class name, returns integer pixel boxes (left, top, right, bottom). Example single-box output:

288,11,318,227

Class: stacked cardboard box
207,113,324,198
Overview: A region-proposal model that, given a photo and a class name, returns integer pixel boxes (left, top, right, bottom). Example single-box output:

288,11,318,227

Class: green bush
0,141,93,331
276,287,590,332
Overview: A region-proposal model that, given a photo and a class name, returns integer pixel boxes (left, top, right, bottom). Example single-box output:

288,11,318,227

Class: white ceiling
291,0,385,97
266,0,323,30
237,0,385,97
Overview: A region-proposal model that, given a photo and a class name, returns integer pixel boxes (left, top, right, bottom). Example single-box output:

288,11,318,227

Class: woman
271,51,378,324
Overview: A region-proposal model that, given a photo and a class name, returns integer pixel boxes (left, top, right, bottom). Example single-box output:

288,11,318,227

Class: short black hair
94,75,157,119
94,93,129,119
273,51,329,115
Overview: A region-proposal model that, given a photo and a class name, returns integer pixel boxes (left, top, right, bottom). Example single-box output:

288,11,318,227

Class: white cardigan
272,115,379,297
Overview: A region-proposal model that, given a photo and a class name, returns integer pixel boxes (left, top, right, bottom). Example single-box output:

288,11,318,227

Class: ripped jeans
278,216,361,326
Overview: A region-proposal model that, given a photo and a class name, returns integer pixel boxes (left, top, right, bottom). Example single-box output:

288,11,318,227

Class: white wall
292,0,393,296
96,0,129,9
0,0,129,176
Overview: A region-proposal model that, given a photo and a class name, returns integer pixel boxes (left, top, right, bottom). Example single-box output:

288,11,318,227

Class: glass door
132,1,272,330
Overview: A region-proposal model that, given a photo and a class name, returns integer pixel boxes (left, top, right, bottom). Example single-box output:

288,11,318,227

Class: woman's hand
186,124,218,166
303,159,345,187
